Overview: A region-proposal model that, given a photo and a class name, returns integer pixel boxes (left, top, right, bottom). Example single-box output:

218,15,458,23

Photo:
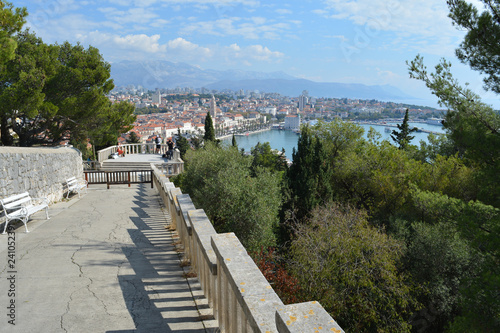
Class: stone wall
151,165,345,333
0,146,84,204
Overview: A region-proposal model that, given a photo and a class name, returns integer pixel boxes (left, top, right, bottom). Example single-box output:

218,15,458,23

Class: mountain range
110,60,416,101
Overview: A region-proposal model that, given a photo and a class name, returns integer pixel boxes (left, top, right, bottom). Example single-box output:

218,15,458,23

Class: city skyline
14,0,498,107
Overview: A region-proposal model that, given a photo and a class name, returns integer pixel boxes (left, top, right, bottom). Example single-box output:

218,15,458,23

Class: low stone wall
0,146,84,204
151,165,345,333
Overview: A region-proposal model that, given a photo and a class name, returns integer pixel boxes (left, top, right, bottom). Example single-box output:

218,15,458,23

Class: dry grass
180,258,191,267
182,270,197,278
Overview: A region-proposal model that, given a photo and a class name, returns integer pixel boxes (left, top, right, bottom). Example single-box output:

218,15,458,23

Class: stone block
276,302,344,333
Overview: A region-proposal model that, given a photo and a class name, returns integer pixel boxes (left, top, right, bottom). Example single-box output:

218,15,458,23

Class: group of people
114,134,175,159
155,135,175,159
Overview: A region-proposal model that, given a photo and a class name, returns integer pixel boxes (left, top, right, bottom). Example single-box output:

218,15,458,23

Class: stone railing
153,162,184,176
151,165,345,333
97,143,180,163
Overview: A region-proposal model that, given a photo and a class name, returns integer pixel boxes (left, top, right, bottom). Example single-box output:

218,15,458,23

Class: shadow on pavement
110,184,214,333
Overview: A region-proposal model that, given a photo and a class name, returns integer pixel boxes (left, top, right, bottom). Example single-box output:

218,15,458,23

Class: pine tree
391,109,417,149
175,128,190,159
126,131,141,143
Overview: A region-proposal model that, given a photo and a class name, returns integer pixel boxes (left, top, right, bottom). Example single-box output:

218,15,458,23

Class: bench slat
1,192,30,205
3,197,31,210
1,192,49,234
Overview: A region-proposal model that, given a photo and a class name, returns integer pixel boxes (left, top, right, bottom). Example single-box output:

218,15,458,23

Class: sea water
222,122,445,157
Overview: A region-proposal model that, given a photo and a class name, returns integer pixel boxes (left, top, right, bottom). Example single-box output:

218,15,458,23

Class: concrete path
0,184,218,333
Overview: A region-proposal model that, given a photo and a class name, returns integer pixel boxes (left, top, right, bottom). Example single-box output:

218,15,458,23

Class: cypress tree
231,133,237,148
204,112,216,142
286,125,332,222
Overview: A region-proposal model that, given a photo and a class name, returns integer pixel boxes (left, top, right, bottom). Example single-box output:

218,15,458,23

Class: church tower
210,95,217,118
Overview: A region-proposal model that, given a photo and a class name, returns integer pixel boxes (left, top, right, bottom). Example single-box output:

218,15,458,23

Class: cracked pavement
0,184,217,333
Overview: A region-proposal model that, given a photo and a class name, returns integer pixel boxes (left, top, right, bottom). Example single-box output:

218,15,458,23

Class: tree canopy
448,0,500,94
0,1,27,66
0,22,135,149
173,142,282,252
290,202,418,332
403,1,500,330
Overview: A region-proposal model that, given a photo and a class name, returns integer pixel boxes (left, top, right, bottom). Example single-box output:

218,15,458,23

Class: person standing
155,135,162,154
167,138,175,159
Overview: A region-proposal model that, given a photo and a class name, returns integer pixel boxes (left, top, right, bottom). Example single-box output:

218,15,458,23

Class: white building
284,115,301,131
210,95,217,118
260,107,277,116
152,91,161,104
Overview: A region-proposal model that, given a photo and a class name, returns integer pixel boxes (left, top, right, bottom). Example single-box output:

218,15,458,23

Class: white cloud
79,32,167,53
376,67,399,83
223,43,284,62
166,37,212,58
27,14,100,43
106,0,260,6
76,32,283,66
319,0,457,38
100,7,160,27
228,43,241,51
276,9,292,15
180,16,292,39
312,9,328,16
318,0,467,56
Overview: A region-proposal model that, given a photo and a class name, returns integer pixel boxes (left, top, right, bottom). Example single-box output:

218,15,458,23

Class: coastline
216,127,271,140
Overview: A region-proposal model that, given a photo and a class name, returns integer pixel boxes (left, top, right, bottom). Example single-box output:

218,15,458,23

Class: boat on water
385,127,391,133
426,117,444,126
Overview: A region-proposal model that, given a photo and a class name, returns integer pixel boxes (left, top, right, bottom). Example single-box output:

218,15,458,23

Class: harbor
357,121,443,135
222,119,445,157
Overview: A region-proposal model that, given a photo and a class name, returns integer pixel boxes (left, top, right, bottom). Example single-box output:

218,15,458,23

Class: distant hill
110,60,294,90
205,78,415,100
110,60,415,100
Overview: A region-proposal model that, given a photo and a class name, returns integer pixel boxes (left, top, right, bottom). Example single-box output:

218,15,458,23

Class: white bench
64,177,88,198
0,192,50,234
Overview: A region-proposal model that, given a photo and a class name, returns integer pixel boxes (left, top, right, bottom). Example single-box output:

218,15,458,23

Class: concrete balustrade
176,194,196,260
151,165,345,333
187,209,218,311
97,144,181,163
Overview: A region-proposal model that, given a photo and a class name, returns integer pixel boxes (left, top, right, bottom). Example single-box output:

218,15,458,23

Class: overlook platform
100,153,169,171
93,144,184,175
0,184,217,332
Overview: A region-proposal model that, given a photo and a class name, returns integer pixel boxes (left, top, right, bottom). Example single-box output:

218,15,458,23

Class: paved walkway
0,184,217,333
104,153,168,164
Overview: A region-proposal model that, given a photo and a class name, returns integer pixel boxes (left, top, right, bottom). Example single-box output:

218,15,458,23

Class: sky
12,0,499,107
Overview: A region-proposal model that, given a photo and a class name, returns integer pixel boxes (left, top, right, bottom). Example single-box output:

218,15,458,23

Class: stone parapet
0,146,84,205
150,165,345,333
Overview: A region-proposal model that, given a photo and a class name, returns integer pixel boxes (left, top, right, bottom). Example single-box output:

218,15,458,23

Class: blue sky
13,0,497,106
